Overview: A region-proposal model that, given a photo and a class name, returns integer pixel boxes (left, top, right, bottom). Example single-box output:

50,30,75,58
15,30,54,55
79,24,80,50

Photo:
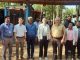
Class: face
76,22,79,26
68,23,73,29
67,16,72,21
78,22,80,27
54,18,60,24
28,18,33,24
18,18,23,24
42,18,47,24
36,18,39,22
5,17,10,24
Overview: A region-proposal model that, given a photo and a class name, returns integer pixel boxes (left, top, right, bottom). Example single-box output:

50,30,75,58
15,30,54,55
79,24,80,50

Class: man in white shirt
37,18,51,60
14,17,27,60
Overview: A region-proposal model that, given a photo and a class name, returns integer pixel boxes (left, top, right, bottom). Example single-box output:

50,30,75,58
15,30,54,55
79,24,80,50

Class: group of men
0,15,80,60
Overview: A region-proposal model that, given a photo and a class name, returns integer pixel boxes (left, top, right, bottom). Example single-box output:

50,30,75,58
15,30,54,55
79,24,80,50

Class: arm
61,26,66,44
14,26,17,42
0,24,4,40
37,25,41,41
47,25,51,40
24,26,27,39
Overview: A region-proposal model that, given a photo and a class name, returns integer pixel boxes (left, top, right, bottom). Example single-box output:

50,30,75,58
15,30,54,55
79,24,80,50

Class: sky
65,5,76,9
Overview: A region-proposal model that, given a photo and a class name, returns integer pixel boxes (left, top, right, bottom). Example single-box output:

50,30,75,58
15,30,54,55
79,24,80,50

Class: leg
16,40,19,60
69,41,73,58
2,40,8,60
65,41,69,59
8,40,12,60
52,40,57,60
20,40,24,59
27,38,30,58
77,40,80,59
44,40,49,57
31,38,35,58
72,45,76,60
39,40,44,57
58,40,63,60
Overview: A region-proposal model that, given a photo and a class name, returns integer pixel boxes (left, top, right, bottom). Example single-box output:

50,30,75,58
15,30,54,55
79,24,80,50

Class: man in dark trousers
26,17,37,60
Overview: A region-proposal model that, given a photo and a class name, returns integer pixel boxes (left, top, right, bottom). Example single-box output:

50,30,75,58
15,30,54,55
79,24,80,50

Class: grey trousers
2,38,13,60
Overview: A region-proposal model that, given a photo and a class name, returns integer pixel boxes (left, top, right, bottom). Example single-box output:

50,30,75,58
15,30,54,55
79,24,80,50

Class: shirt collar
18,24,23,26
28,23,34,26
5,22,10,25
68,28,73,30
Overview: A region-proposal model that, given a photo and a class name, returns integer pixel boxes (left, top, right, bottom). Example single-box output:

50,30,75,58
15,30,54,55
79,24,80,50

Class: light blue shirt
0,23,14,40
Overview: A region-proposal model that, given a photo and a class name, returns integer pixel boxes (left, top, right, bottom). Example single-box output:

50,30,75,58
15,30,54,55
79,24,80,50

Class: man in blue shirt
26,17,37,60
0,16,14,60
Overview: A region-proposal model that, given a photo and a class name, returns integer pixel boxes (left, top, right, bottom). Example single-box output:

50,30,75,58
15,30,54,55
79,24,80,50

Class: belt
4,36,12,38
16,36,24,38
54,37,63,39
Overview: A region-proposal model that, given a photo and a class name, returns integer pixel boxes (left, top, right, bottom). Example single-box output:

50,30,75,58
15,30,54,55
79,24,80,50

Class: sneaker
45,57,48,60
39,57,42,60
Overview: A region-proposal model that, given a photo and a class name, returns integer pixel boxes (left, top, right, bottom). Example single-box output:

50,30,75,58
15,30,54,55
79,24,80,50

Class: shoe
39,57,42,60
45,57,48,60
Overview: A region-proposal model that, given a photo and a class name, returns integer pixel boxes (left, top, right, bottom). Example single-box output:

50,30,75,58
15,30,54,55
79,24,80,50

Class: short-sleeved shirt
51,24,64,38
14,24,27,37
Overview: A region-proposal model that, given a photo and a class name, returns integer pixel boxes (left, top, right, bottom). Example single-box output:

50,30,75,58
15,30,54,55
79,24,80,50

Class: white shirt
37,23,51,40
42,25,48,36
14,24,27,37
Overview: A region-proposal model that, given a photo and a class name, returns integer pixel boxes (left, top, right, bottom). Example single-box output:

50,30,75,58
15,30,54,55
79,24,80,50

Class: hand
16,39,18,43
53,38,58,41
73,42,77,46
61,39,64,44
2,40,5,45
38,39,41,43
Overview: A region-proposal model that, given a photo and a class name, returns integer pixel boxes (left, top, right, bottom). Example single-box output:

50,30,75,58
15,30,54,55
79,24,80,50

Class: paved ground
0,41,78,60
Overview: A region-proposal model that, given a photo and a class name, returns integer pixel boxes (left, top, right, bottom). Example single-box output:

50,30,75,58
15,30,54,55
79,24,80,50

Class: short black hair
68,22,73,26
67,15,72,18
18,17,23,19
4,16,10,19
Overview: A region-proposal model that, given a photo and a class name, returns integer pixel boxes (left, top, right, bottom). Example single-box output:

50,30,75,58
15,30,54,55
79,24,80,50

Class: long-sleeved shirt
26,23,37,38
66,28,78,43
37,23,51,40
0,23,14,40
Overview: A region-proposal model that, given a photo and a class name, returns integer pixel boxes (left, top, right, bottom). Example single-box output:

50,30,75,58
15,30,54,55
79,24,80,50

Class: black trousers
52,37,63,60
27,37,35,58
65,40,75,59
77,38,80,58
39,36,49,57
